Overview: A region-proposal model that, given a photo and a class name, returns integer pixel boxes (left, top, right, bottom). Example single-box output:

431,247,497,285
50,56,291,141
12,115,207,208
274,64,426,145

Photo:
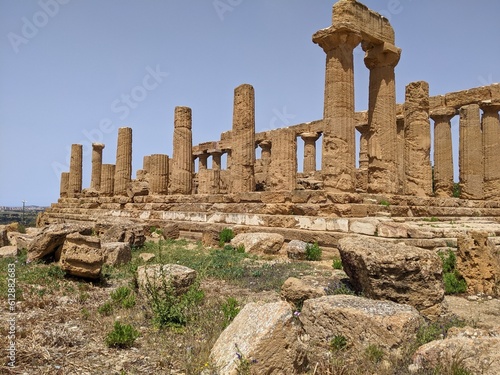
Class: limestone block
230,232,284,254
490,83,500,101
0,225,9,247
139,253,155,262
326,218,349,232
338,236,445,319
457,231,500,296
377,222,408,238
100,223,146,247
101,242,131,266
136,264,197,295
60,233,103,279
284,240,308,260
126,181,149,198
349,218,379,235
300,295,423,359
211,301,306,375
280,277,326,305
0,246,18,258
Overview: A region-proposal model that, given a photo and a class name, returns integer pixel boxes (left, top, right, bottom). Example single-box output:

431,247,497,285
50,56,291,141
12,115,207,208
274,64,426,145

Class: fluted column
269,129,297,191
171,106,193,194
396,117,405,193
68,144,83,198
431,107,456,197
113,127,132,196
90,143,105,191
481,102,500,200
301,132,320,174
314,30,361,192
100,164,115,196
459,104,483,199
210,150,222,194
231,84,255,193
196,152,210,194
403,81,432,196
149,154,169,195
364,42,401,194
60,172,69,198
357,125,369,192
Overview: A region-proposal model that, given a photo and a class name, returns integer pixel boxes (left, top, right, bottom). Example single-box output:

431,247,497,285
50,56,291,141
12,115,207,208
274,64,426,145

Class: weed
98,301,114,316
221,297,240,328
365,344,384,363
111,286,136,308
439,249,467,294
416,316,467,347
81,308,90,320
423,216,439,222
305,242,322,261
332,257,343,270
105,321,139,349
219,228,235,247
330,335,348,351
453,183,461,198
47,264,66,279
379,200,390,207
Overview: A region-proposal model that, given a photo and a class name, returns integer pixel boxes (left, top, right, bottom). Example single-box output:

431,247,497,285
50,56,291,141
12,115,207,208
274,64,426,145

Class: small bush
105,321,139,348
98,301,114,316
305,242,322,261
332,257,343,270
219,228,235,247
443,271,467,294
379,200,390,207
330,335,347,351
453,183,461,198
221,297,240,328
111,286,136,308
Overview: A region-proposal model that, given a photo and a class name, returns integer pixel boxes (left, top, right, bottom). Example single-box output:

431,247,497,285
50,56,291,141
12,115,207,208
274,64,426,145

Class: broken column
459,104,483,199
403,81,432,196
269,129,297,191
113,127,132,196
149,154,169,195
68,144,83,198
431,107,456,197
313,29,361,192
100,164,115,197
171,106,193,195
364,42,402,194
300,132,320,175
481,102,500,200
231,84,255,193
60,172,69,198
90,143,105,191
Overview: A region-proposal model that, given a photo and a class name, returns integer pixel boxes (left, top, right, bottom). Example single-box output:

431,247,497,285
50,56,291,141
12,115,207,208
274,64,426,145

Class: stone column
357,125,369,192
430,107,456,197
143,155,151,174
149,154,169,195
210,150,222,194
481,102,500,199
403,81,432,196
90,143,105,191
269,129,297,191
314,30,361,192
364,42,402,194
100,164,115,197
68,144,83,198
396,117,405,193
171,106,193,195
459,104,483,199
231,84,256,193
300,132,320,174
113,127,132,196
60,172,69,198
196,152,210,194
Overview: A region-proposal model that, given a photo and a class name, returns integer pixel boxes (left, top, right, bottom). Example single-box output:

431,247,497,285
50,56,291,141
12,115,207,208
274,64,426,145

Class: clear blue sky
0,0,498,207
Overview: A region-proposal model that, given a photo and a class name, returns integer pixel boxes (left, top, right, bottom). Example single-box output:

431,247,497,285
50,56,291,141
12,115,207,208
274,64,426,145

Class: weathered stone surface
101,242,131,266
170,106,193,195
68,144,83,198
456,231,500,296
211,301,306,375
27,223,93,262
0,225,9,247
285,240,308,260
377,222,408,238
230,232,284,254
126,180,149,198
269,128,297,191
431,107,456,197
338,236,444,318
138,253,155,262
411,327,500,375
136,264,197,295
60,233,103,279
100,223,146,247
90,143,105,191
162,223,179,239
281,277,326,305
114,127,133,196
0,246,18,258
481,103,500,200
349,218,379,235
300,295,423,357
100,164,115,196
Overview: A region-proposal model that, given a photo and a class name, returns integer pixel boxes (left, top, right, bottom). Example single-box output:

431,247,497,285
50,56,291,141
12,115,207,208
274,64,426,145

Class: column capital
92,143,105,150
430,107,457,122
313,27,361,53
208,149,223,157
258,140,272,149
300,132,321,142
363,42,401,69
479,100,500,114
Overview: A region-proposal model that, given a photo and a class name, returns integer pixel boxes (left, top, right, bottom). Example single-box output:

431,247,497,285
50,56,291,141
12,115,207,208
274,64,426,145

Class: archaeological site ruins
40,0,500,249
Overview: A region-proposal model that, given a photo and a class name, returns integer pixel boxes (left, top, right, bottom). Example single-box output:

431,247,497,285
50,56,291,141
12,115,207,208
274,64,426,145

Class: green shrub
105,321,139,348
98,301,114,316
439,249,457,273
219,228,235,247
110,286,136,308
416,316,467,346
379,200,390,207
221,297,240,328
330,335,347,351
305,242,322,261
453,183,461,198
332,257,343,270
444,271,467,294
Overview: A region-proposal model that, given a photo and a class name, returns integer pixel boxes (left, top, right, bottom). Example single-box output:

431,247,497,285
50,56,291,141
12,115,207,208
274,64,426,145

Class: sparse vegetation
305,242,322,261
219,227,235,247
330,335,348,351
439,249,467,294
332,257,343,270
379,200,390,207
105,321,140,348
221,297,241,328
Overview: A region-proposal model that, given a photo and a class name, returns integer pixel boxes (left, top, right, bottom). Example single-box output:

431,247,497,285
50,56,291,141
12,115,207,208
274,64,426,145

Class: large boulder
230,232,284,254
0,246,18,258
280,277,326,306
101,242,131,266
59,233,104,279
338,236,445,319
284,240,308,260
211,301,307,375
456,231,500,296
411,327,500,375
27,223,93,262
99,223,146,247
136,264,197,295
0,225,9,247
300,295,423,360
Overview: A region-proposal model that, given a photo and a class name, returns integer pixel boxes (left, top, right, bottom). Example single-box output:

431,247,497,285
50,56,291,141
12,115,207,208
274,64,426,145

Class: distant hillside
0,207,47,226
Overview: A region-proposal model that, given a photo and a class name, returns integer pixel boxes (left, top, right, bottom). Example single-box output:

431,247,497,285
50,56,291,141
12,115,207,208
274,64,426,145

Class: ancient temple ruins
42,0,500,244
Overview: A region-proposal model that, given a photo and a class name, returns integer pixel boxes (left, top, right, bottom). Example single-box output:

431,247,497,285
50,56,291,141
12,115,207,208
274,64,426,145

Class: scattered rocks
230,232,284,254
136,264,197,295
280,277,326,306
59,233,104,279
338,236,445,319
0,246,18,258
284,240,308,260
210,301,307,375
99,222,146,247
101,242,131,266
138,253,155,262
